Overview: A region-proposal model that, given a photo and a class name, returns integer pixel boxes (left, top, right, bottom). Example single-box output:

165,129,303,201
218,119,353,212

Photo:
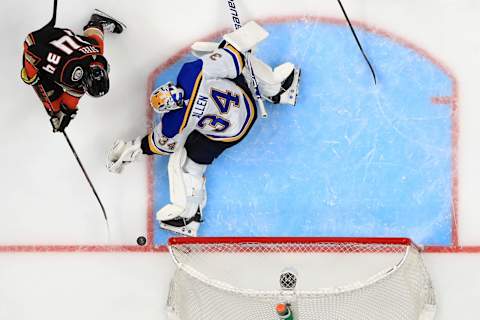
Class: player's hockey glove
49,104,77,133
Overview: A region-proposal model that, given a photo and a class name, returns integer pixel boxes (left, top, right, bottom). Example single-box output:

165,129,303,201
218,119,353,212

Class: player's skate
86,9,127,34
157,205,203,237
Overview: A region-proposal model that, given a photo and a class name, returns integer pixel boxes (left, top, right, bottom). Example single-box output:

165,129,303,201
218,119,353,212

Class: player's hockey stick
32,83,110,230
61,131,109,224
226,0,268,118
42,0,58,29
337,0,377,85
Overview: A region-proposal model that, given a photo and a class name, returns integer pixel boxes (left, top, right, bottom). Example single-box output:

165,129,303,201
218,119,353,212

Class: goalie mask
150,82,184,113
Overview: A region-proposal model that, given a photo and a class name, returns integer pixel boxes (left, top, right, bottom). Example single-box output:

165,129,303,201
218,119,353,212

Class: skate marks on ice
149,18,456,246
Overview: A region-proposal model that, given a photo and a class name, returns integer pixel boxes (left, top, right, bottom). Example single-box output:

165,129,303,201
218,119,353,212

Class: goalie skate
159,208,203,237
269,68,301,106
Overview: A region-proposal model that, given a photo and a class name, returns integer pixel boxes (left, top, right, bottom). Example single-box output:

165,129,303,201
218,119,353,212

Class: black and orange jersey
23,26,105,93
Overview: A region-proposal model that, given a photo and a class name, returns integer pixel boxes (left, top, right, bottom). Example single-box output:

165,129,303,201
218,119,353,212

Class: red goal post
167,237,436,320
168,236,419,252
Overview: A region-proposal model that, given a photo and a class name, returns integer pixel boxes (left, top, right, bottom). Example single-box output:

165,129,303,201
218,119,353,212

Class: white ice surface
0,253,478,320
1,0,479,319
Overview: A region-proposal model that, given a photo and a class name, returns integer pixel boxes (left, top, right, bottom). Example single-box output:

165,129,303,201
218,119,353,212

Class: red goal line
0,243,479,253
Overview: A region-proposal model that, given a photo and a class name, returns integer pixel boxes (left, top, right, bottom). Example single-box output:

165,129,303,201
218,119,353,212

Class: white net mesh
167,238,436,320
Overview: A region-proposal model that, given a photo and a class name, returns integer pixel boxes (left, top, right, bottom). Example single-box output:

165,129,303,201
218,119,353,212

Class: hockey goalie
107,21,300,236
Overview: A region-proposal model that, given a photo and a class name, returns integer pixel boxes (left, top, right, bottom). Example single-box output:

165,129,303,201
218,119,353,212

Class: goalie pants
184,129,245,165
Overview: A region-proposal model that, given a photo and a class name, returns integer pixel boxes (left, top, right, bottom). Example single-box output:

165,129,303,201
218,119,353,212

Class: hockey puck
136,236,147,246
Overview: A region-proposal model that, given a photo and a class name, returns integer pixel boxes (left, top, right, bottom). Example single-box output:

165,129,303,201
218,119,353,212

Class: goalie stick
45,0,58,28
226,0,268,118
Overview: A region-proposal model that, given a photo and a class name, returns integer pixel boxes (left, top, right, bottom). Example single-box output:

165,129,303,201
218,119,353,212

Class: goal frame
167,236,435,320
168,236,418,247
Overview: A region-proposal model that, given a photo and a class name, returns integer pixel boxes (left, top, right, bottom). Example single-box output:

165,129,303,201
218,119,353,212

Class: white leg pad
157,148,207,222
274,63,296,83
156,204,184,222
168,148,207,218
246,56,295,98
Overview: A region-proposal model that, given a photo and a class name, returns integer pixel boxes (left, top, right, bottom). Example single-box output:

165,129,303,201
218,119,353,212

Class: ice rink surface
151,20,453,245
1,0,480,319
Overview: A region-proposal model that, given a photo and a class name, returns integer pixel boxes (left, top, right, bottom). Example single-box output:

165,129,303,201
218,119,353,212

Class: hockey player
21,9,125,132
107,21,300,236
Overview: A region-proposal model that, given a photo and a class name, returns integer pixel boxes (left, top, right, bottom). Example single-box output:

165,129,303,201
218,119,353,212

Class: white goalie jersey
147,44,257,155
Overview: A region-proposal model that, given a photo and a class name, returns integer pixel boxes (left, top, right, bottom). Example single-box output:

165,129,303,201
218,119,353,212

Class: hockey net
167,237,436,320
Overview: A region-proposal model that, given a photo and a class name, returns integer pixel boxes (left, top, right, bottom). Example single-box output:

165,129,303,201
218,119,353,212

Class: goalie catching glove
106,137,142,173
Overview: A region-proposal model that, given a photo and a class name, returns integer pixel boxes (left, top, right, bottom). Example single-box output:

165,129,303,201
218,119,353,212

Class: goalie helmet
150,82,184,113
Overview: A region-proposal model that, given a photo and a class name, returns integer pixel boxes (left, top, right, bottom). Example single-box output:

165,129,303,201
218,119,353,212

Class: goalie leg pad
246,56,301,105
157,148,207,236
246,56,289,97
166,148,207,212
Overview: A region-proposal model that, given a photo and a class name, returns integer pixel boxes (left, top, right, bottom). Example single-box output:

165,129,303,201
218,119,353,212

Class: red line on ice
431,96,453,104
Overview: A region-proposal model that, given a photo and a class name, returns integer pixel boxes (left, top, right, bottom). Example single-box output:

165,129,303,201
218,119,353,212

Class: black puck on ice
136,236,147,246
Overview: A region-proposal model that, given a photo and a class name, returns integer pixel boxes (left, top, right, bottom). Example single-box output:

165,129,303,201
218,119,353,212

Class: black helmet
82,56,110,97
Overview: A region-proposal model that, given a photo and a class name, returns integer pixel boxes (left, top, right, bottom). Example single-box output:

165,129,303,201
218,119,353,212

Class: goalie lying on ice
107,22,300,236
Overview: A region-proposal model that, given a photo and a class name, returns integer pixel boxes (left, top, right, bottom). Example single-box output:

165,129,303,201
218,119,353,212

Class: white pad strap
165,148,207,219
223,21,269,52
